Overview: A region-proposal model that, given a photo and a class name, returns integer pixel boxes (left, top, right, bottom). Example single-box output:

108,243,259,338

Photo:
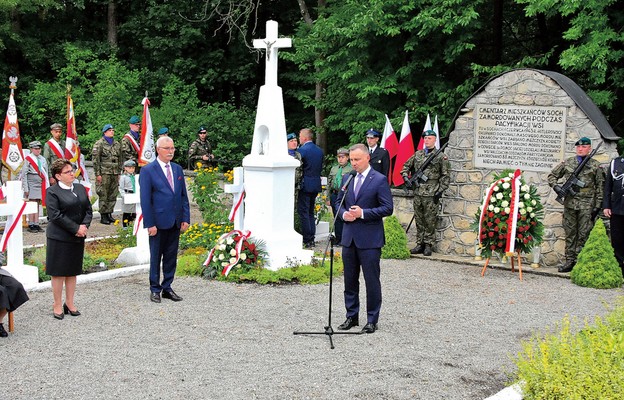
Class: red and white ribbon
228,190,245,222
0,201,28,252
203,229,252,276
504,169,522,254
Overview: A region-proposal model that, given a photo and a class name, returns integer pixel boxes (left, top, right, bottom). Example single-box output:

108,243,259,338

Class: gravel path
4,257,623,399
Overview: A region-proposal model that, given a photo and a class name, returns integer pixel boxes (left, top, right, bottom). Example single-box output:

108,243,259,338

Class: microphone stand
293,175,362,349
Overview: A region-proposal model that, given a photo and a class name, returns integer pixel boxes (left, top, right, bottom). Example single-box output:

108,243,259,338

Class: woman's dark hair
50,158,73,178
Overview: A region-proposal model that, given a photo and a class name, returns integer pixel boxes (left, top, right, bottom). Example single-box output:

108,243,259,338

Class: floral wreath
473,169,544,259
203,229,266,277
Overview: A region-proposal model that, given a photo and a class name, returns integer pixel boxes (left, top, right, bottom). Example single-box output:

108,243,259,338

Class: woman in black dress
0,266,29,337
46,159,92,319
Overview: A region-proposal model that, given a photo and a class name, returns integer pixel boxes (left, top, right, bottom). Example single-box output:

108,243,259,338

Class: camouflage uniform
92,137,123,215
188,138,213,169
548,156,605,266
400,149,450,248
43,138,65,180
121,131,141,171
326,161,353,242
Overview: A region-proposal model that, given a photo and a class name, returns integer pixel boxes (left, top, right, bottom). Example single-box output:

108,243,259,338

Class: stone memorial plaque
474,104,566,172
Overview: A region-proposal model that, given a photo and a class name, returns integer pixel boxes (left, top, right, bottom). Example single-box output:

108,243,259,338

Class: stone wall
435,69,618,267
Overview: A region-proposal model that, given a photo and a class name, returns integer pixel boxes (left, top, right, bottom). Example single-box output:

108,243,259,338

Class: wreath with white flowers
473,169,544,259
203,230,267,278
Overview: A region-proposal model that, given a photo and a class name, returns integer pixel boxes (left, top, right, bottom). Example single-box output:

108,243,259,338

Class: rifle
404,142,449,189
554,142,602,205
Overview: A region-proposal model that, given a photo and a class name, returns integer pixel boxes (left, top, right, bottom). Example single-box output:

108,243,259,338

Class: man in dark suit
140,136,191,303
603,155,624,276
366,129,390,177
336,144,393,333
297,128,324,248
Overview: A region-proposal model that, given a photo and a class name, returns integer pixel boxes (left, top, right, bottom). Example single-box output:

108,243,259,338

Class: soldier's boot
410,243,424,254
100,213,111,225
558,259,574,273
423,244,432,256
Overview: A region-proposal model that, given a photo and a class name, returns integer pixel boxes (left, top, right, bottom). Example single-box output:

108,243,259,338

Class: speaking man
336,144,393,333
140,136,190,303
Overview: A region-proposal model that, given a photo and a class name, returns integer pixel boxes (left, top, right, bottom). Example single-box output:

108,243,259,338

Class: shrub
187,167,230,226
571,219,623,289
25,248,50,282
514,299,624,399
382,215,410,259
180,222,232,250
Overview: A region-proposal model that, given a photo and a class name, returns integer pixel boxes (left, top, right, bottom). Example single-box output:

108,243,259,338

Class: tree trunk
107,1,117,48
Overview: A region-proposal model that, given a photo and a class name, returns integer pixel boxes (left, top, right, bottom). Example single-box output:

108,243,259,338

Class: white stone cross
115,176,150,266
0,180,39,286
253,20,292,87
224,167,245,231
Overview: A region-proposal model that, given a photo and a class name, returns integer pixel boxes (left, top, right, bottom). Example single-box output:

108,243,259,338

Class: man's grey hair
349,143,367,153
156,136,174,148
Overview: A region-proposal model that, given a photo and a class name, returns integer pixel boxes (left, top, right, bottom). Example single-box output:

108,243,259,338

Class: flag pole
7,77,17,181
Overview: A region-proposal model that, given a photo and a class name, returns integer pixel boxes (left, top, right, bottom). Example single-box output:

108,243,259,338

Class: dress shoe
27,225,40,233
100,214,111,225
63,303,81,316
558,260,574,273
150,292,161,303
361,323,377,334
0,323,8,337
162,290,183,301
423,244,432,256
34,225,44,232
410,244,424,254
337,317,359,330
53,311,64,320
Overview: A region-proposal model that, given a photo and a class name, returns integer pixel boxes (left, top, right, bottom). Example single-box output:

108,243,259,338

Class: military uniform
548,153,604,270
400,146,450,255
188,138,213,169
122,132,141,169
602,156,624,275
326,151,353,243
92,125,123,224
43,138,65,180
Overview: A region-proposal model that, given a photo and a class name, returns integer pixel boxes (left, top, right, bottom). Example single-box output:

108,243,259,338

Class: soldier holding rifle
400,130,450,256
548,137,605,272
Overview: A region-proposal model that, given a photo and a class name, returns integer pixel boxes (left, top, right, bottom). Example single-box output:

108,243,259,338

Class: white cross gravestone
0,181,39,287
243,20,313,269
115,176,150,266
224,167,244,231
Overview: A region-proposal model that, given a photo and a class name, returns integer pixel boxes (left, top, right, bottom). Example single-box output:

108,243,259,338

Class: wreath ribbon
0,201,28,252
203,229,252,276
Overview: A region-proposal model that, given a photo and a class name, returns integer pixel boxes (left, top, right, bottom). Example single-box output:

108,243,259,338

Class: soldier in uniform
43,123,65,185
92,124,123,225
400,130,450,256
122,115,141,171
326,147,353,244
603,154,624,276
548,137,605,272
366,129,390,176
188,126,214,169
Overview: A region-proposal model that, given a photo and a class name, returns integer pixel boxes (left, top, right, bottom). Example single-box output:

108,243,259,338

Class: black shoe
150,292,161,303
0,323,7,337
423,244,432,256
34,225,44,232
304,241,316,249
53,311,64,320
410,244,424,254
162,290,183,302
337,317,359,330
63,303,81,316
27,225,39,233
100,213,111,225
361,323,377,334
558,261,574,273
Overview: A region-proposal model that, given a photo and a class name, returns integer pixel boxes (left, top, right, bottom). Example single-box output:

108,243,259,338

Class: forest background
1,0,622,171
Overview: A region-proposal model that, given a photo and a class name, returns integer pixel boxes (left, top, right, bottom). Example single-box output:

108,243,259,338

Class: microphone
341,170,358,192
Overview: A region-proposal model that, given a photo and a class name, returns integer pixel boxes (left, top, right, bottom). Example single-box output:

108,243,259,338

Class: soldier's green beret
422,130,436,137
198,126,207,133
287,132,297,141
575,137,591,146
102,123,114,133
158,127,169,135
128,116,140,124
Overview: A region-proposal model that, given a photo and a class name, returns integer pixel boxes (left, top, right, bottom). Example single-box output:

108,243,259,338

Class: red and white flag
433,115,441,149
65,94,79,162
416,113,432,151
2,79,24,175
392,110,415,186
138,96,155,165
380,114,399,184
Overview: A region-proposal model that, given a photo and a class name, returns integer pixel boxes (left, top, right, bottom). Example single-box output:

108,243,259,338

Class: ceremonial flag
392,110,415,186
433,115,441,149
380,114,398,184
2,78,24,175
138,96,155,165
416,113,432,151
65,93,79,162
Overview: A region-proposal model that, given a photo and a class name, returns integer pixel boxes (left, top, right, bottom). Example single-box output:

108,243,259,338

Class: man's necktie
354,173,363,197
166,164,174,190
